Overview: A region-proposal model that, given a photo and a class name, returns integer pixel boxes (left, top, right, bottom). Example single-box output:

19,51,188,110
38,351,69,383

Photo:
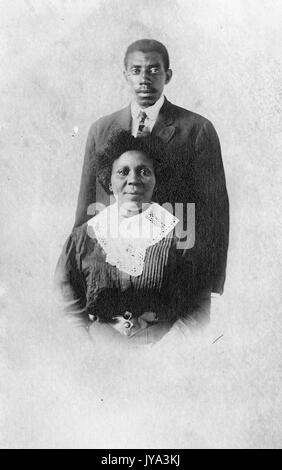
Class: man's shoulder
96,106,129,124
165,100,212,127
88,106,130,135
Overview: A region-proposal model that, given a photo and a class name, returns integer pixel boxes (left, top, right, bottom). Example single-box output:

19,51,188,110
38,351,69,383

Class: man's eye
131,68,140,75
150,67,159,74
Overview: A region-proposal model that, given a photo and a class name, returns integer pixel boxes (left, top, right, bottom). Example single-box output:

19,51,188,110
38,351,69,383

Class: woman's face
111,150,156,213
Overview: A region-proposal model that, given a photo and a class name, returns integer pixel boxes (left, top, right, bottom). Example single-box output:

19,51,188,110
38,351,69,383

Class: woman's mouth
125,192,142,196
124,192,144,201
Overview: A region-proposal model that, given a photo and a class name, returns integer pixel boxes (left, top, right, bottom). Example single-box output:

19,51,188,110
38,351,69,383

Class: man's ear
165,69,173,84
123,69,129,83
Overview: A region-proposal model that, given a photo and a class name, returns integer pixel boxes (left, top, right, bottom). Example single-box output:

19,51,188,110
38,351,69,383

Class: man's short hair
124,39,170,71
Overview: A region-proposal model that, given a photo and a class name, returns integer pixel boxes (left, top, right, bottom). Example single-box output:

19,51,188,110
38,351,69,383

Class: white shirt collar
131,94,165,121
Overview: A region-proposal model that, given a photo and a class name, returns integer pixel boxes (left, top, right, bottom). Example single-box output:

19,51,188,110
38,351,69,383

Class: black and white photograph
1,0,281,449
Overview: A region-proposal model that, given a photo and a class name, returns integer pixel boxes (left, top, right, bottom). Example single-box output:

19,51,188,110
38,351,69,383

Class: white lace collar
87,203,179,276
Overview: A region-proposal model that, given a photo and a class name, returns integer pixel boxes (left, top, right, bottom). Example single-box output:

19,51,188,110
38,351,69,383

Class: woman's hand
110,311,158,337
110,312,140,337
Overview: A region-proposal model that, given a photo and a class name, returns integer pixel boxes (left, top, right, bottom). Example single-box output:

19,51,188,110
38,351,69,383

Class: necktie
137,111,150,137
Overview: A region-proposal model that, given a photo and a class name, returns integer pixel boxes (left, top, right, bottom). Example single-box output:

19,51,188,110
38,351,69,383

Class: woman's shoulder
71,221,98,253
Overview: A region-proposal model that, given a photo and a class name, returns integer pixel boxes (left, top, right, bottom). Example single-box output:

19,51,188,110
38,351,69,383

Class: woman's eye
140,168,152,177
117,168,128,176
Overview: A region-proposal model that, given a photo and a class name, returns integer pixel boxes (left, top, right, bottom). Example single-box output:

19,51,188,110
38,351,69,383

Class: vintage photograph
1,0,281,449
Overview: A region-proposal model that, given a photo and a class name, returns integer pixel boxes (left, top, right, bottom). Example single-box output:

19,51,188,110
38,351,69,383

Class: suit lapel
116,100,176,142
152,98,176,143
117,105,132,130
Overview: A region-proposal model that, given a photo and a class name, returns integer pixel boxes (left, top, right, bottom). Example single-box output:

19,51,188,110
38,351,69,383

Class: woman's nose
127,170,140,184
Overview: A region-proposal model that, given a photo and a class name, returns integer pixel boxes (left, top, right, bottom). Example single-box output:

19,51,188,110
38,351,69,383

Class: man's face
124,51,172,108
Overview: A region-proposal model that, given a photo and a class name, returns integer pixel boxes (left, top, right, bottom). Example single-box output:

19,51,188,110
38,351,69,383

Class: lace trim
87,203,179,277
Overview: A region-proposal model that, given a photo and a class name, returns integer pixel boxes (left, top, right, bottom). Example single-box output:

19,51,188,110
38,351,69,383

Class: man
74,39,229,309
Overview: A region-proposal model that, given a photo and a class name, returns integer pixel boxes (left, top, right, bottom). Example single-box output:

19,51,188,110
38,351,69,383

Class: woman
55,130,203,345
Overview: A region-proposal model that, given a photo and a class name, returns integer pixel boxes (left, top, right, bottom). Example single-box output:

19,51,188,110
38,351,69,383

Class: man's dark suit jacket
74,98,229,296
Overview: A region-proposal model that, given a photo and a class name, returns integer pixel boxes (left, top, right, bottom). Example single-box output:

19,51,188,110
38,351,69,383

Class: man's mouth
138,88,155,94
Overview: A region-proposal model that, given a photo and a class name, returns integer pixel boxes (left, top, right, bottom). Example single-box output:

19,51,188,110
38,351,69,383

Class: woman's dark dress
55,223,196,330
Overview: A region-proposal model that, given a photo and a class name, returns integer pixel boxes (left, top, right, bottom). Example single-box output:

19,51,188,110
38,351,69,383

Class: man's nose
139,69,151,83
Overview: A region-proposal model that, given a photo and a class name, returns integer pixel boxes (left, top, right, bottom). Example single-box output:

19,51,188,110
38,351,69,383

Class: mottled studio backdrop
1,0,282,448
